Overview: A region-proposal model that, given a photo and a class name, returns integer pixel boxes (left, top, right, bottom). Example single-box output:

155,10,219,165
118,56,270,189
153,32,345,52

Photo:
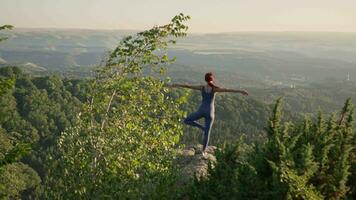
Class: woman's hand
240,90,249,96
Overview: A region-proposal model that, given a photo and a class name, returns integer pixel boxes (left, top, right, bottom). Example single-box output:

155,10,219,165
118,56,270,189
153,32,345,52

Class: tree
0,25,39,199
0,162,40,199
0,67,86,198
45,14,190,199
0,24,15,94
0,25,13,42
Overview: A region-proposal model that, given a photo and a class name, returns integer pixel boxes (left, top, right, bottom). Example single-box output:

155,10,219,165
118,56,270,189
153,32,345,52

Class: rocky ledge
175,144,217,184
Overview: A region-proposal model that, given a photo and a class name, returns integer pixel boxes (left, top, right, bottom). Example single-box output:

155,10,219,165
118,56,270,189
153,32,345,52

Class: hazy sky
1,0,356,33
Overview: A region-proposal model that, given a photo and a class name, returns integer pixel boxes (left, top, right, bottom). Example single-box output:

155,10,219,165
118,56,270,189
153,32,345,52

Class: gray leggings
184,110,214,152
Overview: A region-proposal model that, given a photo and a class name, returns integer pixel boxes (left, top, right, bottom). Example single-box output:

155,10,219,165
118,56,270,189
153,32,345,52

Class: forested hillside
0,66,84,198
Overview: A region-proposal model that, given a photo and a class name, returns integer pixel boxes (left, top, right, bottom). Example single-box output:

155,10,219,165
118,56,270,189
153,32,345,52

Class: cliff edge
175,144,217,185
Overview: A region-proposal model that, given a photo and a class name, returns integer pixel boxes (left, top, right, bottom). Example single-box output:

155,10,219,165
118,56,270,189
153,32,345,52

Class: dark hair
205,72,219,88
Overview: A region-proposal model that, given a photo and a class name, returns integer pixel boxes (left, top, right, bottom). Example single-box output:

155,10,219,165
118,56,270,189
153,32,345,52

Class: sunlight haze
1,0,356,32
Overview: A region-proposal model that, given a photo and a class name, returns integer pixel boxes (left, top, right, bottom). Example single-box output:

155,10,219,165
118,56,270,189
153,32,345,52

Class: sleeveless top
199,85,216,114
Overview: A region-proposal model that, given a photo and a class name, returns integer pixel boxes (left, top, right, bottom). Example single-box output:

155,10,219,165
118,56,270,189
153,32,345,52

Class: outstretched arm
167,83,203,90
214,87,249,95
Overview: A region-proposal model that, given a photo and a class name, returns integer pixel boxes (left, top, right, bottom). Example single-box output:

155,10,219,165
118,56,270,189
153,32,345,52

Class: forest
0,15,355,199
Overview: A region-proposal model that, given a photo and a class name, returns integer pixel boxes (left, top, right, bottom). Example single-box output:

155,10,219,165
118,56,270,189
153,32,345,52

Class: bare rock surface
175,144,217,184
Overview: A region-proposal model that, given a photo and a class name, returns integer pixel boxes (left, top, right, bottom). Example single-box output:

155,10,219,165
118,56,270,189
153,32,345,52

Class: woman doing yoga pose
170,72,249,156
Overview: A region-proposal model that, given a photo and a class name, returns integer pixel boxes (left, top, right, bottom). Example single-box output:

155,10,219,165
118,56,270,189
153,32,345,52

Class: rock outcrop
175,144,217,185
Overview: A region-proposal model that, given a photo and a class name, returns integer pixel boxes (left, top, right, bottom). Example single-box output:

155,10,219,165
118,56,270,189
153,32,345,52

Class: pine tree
322,99,354,199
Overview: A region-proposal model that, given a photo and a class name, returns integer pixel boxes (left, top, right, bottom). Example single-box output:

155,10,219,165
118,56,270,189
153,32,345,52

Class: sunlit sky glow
1,0,356,33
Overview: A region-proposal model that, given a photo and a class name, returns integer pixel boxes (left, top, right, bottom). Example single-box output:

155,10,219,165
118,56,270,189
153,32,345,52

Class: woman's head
205,72,219,88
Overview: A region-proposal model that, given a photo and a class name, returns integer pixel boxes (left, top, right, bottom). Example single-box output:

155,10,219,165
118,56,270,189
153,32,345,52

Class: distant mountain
1,29,356,83
0,57,6,64
20,62,47,72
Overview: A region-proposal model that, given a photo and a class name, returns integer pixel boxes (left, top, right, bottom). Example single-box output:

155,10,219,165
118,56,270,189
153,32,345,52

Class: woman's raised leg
184,111,204,130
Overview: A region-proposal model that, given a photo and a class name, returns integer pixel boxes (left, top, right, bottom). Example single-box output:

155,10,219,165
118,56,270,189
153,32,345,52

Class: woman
170,72,249,156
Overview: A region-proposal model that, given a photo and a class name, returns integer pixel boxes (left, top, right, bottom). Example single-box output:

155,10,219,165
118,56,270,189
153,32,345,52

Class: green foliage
1,18,355,200
44,14,190,199
0,77,15,95
0,143,31,168
0,27,16,95
0,162,40,199
0,67,85,198
185,98,355,200
0,29,40,197
185,137,255,199
0,24,13,43
0,137,37,199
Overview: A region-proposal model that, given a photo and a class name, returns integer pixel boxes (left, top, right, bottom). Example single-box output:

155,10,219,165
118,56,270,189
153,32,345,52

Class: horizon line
9,27,356,34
